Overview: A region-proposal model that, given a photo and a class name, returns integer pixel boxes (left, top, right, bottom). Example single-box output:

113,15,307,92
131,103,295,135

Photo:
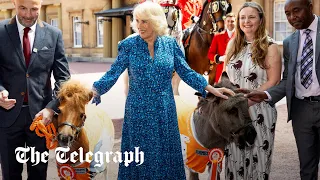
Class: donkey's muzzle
237,124,257,148
244,124,257,146
58,134,74,146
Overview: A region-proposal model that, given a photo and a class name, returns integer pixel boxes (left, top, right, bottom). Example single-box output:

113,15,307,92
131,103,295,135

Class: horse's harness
196,0,231,42
58,113,87,140
183,0,231,74
160,1,180,35
183,0,231,71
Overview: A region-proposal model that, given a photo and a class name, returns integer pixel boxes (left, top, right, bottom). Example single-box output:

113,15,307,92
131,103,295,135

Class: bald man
0,0,70,179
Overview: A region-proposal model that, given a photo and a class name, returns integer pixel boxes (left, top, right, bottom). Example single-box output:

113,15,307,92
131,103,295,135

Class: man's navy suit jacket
0,16,70,127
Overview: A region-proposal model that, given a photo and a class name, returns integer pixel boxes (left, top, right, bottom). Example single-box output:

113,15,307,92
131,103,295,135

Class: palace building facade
0,0,319,60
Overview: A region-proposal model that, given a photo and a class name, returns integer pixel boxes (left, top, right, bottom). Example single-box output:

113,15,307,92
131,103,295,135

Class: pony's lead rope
30,115,58,150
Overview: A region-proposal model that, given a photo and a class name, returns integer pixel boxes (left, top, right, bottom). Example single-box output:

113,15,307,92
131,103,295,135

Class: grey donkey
176,72,257,180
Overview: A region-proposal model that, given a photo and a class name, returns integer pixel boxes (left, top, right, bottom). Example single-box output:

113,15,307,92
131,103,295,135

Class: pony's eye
229,108,238,115
80,113,86,120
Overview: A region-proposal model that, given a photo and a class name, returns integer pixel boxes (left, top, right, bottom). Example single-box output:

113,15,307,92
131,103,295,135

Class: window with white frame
73,16,82,47
97,17,104,47
274,1,294,42
51,18,58,28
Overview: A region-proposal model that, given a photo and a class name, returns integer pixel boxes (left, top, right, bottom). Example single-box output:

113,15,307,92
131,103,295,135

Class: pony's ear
88,91,94,102
59,96,65,103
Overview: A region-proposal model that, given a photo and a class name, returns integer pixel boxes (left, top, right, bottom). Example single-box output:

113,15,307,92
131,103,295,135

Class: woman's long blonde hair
225,2,270,69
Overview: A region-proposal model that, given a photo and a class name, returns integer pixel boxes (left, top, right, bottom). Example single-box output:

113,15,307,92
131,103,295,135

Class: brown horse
185,0,231,85
176,72,256,180
54,80,114,180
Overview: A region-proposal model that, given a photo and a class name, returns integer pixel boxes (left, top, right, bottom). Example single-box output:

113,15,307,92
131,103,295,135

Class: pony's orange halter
30,115,58,150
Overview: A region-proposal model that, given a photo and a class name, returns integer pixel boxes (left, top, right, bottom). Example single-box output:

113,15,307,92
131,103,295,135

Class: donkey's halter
58,114,86,140
230,121,252,137
197,0,230,42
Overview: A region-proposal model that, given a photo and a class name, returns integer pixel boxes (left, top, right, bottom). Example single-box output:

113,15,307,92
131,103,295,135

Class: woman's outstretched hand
92,88,101,105
205,85,235,99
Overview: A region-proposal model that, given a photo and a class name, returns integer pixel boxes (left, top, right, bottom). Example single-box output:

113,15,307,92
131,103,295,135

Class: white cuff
264,91,272,101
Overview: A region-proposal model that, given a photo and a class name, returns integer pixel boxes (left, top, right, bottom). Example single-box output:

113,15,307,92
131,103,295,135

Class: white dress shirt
265,15,320,101
16,16,37,53
226,28,235,38
295,15,320,99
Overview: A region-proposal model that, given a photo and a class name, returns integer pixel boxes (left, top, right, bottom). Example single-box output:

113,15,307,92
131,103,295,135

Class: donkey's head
196,72,256,147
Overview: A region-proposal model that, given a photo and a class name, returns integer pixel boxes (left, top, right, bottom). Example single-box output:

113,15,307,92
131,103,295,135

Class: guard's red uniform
177,0,202,30
207,31,234,83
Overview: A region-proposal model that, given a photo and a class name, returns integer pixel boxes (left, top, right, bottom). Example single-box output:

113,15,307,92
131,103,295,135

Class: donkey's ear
194,92,202,97
221,72,229,79
195,92,205,101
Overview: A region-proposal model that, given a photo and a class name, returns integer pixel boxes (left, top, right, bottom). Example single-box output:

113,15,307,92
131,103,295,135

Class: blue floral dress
93,35,207,180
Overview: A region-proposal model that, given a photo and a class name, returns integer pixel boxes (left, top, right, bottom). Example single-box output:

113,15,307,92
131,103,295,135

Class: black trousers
0,106,48,180
291,97,320,180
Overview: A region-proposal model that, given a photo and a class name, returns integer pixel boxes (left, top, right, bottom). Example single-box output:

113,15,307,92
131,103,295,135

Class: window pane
73,17,82,47
275,12,281,21
51,19,58,28
286,23,293,31
273,1,294,41
97,17,104,47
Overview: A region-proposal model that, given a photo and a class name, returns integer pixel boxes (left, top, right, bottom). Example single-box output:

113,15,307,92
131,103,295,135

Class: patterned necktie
300,29,313,89
23,27,31,68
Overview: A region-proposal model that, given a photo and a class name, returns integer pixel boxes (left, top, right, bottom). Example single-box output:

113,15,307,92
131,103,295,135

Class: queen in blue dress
92,1,234,179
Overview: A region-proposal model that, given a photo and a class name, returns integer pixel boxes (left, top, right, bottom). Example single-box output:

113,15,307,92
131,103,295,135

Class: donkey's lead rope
30,115,58,150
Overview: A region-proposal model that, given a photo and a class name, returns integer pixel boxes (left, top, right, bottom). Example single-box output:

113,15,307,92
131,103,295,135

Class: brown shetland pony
54,80,114,180
185,0,231,85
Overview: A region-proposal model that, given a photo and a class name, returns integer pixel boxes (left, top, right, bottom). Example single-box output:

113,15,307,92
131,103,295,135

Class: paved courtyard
1,62,316,179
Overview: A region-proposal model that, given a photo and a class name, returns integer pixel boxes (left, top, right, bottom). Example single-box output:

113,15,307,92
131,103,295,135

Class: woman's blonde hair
131,1,168,36
225,2,269,69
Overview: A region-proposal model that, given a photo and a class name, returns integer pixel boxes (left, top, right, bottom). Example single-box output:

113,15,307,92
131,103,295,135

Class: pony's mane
58,80,92,107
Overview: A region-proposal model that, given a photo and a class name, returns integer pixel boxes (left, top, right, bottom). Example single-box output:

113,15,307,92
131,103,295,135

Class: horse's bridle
197,0,231,40
161,3,180,35
57,113,86,140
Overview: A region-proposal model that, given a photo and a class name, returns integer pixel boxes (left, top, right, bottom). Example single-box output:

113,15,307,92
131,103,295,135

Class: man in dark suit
245,0,320,179
0,0,70,179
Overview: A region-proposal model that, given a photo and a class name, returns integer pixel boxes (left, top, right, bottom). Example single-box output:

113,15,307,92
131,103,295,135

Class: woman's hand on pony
91,88,101,105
